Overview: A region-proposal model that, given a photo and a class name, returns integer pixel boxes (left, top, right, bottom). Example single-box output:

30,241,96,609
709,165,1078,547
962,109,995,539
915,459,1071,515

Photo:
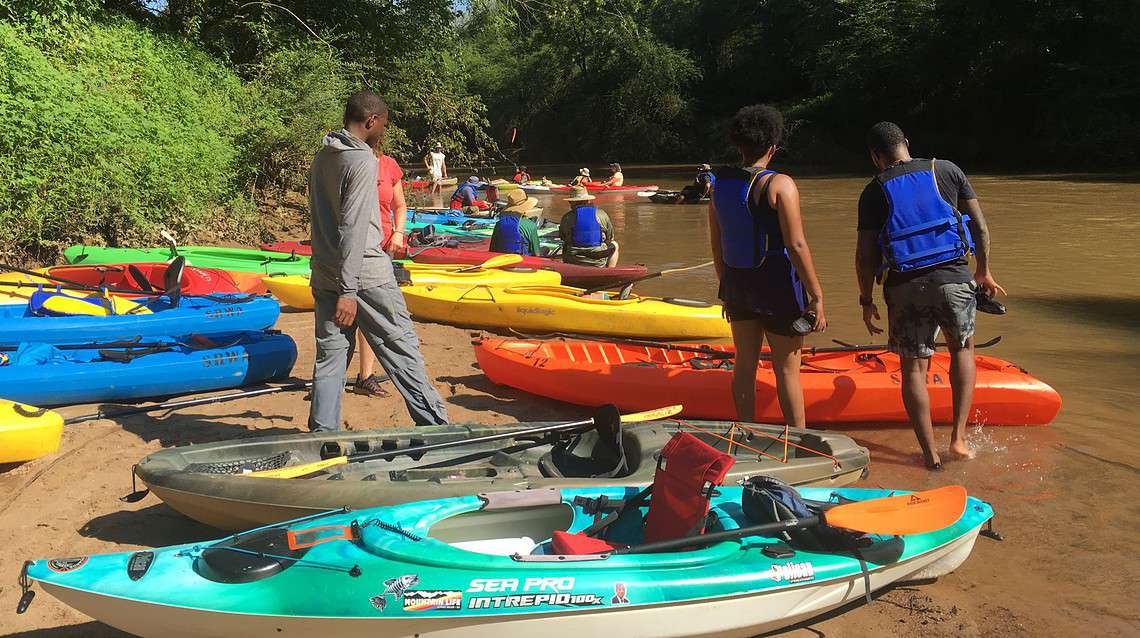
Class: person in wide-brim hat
490,189,543,256
570,167,592,188
503,188,539,213
563,185,596,202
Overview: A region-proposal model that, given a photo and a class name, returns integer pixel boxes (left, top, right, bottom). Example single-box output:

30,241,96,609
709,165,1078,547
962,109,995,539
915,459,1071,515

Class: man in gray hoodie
307,91,449,430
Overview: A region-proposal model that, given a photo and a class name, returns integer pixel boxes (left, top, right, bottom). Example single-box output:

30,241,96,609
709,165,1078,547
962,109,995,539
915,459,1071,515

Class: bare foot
947,440,976,460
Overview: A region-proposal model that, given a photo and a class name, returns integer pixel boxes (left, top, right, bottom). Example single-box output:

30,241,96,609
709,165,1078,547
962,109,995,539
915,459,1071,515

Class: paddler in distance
558,186,620,268
569,167,592,187
489,189,542,256
855,121,1005,469
600,162,625,187
709,104,827,429
306,90,449,430
512,165,531,184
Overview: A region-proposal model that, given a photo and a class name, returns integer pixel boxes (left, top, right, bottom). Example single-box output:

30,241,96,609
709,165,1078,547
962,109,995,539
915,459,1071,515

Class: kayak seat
537,428,642,479
551,432,734,555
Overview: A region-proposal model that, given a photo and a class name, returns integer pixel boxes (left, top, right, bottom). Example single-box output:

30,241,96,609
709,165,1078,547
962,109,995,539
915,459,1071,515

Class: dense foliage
0,0,1135,257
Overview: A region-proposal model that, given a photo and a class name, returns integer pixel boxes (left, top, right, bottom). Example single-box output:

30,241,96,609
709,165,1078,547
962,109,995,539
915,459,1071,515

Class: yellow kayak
263,264,562,310
401,284,731,339
0,400,64,463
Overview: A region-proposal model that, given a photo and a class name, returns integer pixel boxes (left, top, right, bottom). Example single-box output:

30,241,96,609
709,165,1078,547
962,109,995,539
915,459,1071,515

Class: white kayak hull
39,526,981,638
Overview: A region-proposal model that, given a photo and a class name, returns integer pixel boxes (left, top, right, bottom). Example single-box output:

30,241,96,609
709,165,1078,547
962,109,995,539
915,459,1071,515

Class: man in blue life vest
855,122,1005,469
558,186,620,267
489,189,542,256
449,176,493,214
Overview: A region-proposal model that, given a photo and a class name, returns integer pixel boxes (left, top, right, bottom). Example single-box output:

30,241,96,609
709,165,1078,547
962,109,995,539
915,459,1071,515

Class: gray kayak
134,420,869,531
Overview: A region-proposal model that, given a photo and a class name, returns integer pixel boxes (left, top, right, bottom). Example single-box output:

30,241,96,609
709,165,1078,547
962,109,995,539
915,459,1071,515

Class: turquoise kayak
22,486,992,637
0,331,296,407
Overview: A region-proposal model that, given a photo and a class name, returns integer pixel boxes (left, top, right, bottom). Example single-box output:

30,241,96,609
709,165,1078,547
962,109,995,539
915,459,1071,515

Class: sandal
352,374,390,398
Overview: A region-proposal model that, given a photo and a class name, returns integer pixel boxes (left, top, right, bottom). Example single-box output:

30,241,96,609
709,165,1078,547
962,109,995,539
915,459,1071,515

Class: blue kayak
407,209,497,227
0,331,296,407
0,294,280,345
21,486,991,637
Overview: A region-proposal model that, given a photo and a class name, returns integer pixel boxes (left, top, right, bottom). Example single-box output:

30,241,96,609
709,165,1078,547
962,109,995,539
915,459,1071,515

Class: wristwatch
859,295,874,307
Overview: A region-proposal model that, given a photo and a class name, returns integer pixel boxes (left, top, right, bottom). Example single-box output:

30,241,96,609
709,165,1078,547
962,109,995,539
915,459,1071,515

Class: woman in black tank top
708,105,827,427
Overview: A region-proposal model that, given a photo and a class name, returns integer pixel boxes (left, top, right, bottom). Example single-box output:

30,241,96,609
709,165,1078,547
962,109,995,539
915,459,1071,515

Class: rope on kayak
669,419,841,469
205,545,362,577
364,519,423,542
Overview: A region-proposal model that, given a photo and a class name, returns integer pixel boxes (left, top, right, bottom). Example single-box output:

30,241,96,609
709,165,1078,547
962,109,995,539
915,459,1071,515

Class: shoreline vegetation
2,1,1137,262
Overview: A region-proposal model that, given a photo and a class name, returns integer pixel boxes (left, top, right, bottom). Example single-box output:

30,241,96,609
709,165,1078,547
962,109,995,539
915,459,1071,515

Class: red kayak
475,337,1063,426
35,263,257,295
549,184,658,193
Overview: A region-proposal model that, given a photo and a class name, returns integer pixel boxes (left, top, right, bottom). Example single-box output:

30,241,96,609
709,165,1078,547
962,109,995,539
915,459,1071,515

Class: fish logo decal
370,574,420,612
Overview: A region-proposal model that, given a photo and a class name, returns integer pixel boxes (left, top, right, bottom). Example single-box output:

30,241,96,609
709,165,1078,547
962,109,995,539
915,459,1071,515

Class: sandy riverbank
1,310,1137,637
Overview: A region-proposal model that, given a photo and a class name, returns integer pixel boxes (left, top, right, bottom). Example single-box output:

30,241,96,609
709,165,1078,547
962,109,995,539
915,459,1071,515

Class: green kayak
132,420,869,531
63,245,310,276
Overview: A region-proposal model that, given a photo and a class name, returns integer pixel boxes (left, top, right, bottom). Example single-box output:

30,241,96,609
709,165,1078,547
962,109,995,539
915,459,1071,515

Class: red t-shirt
376,154,404,247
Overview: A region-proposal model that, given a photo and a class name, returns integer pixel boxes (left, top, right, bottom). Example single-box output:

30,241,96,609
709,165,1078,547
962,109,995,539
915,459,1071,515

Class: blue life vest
878,159,974,272
711,167,783,268
450,183,478,206
490,214,532,256
570,205,603,248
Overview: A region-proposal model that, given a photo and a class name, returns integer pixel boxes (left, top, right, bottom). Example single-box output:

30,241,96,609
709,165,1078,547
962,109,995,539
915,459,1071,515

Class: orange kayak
474,337,1062,426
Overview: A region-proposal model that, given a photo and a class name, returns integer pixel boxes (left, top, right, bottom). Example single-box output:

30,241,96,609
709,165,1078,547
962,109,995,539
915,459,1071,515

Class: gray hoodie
308,129,391,297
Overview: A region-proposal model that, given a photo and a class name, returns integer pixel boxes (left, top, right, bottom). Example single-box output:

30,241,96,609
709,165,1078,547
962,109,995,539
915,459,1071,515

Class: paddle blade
822,485,968,536
618,404,683,423
454,253,524,273
246,455,348,479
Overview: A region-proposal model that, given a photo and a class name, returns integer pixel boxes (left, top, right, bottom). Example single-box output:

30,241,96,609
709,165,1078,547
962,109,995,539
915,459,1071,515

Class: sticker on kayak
768,562,815,584
126,551,154,581
611,582,630,605
403,590,463,611
201,351,251,368
46,557,88,573
515,307,555,316
467,593,604,610
370,574,420,612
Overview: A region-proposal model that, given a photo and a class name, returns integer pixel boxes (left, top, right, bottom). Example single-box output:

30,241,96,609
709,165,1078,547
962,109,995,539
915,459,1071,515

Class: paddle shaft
579,261,714,296
614,515,822,554
64,381,318,425
330,417,602,466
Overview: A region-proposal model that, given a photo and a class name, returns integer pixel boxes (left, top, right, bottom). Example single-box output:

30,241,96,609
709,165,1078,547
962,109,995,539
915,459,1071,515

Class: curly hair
866,121,907,155
729,105,785,160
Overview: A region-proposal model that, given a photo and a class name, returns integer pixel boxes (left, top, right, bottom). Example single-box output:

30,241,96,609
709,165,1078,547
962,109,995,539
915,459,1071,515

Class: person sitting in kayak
683,164,715,202
449,176,493,214
512,166,531,184
601,163,624,187
489,189,542,256
558,186,620,267
855,121,1004,470
710,104,827,429
569,167,592,187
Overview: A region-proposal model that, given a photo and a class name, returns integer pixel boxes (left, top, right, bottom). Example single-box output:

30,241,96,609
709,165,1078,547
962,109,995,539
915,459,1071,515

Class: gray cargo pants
309,280,449,430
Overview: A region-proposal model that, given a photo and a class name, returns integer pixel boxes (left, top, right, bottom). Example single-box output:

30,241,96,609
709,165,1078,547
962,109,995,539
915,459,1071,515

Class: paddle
247,403,683,479
577,261,714,296
615,485,968,554
453,253,524,273
636,191,658,197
